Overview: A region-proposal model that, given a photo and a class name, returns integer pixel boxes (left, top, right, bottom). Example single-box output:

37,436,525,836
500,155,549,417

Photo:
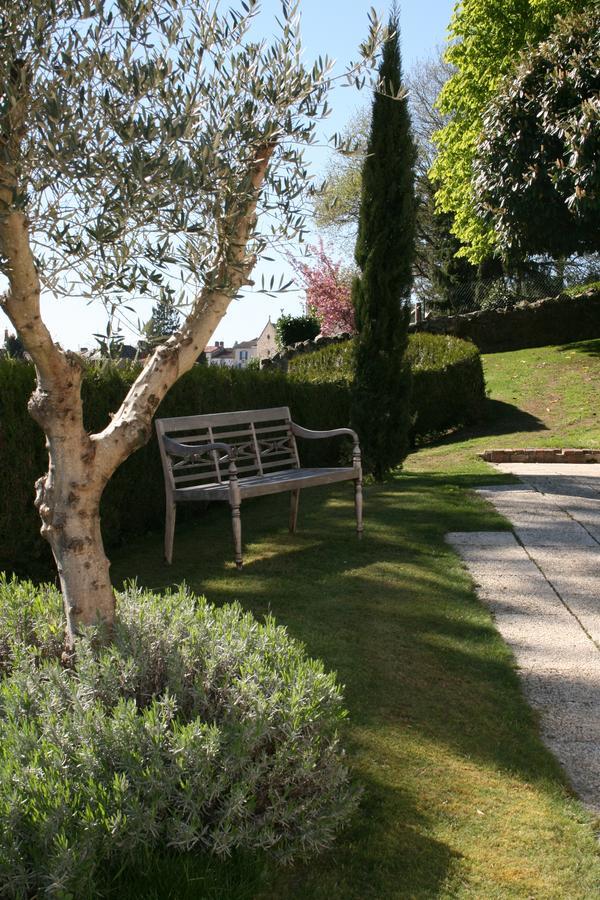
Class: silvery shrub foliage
0,577,358,897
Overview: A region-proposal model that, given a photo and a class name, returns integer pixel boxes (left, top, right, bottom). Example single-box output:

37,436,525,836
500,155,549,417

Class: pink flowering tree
293,241,356,336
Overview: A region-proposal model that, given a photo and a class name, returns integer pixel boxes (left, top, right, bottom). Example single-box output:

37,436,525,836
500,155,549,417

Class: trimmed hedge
288,333,486,440
0,362,348,574
0,334,484,574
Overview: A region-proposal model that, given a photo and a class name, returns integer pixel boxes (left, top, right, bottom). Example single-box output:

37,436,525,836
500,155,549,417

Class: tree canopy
0,0,383,639
474,6,600,258
431,0,591,263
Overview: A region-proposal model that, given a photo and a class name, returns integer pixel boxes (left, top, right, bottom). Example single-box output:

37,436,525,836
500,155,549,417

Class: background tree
292,242,355,336
1,331,24,359
312,109,369,251
144,292,182,345
432,0,592,264
408,49,480,311
275,312,321,349
313,48,481,313
474,6,600,259
351,6,416,480
0,0,382,643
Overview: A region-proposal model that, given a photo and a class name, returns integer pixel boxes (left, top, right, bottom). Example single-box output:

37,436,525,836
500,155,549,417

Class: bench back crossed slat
156,407,299,490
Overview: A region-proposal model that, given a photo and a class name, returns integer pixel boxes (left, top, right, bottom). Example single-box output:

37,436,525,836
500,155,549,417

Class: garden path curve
447,463,600,814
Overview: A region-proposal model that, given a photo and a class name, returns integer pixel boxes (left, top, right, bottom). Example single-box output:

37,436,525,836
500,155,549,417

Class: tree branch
94,141,277,475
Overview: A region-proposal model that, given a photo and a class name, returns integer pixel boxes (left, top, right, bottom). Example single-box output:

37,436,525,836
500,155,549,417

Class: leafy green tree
432,0,591,263
474,6,600,258
351,7,416,480
0,0,383,642
275,313,321,349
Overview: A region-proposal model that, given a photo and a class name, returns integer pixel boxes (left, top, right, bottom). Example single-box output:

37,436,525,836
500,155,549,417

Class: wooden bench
155,406,363,568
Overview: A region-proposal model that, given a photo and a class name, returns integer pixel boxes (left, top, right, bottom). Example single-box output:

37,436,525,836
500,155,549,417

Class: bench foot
165,501,176,564
354,478,363,538
289,489,300,533
231,503,243,570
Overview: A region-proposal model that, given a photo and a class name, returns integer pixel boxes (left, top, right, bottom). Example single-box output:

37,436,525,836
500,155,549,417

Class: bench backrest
155,407,300,490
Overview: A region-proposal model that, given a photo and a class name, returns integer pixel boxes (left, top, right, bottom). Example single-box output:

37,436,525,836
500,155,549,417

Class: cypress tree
351,5,416,480
145,295,181,344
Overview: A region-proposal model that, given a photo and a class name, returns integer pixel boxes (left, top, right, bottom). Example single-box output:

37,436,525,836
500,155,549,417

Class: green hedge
0,334,484,574
0,362,348,574
288,333,486,439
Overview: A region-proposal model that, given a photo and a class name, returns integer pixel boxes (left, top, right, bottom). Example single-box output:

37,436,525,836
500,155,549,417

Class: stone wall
409,289,600,354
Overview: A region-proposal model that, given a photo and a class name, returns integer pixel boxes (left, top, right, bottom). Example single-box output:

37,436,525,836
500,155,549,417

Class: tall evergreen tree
351,6,416,480
144,295,181,344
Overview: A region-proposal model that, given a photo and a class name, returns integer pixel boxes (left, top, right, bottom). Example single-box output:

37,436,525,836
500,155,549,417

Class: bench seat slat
173,466,355,502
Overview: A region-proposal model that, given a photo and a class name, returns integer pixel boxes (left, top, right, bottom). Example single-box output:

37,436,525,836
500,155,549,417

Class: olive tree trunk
0,146,274,647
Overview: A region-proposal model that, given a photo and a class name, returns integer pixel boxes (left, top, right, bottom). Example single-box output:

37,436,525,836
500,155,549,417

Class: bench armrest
163,436,236,461
290,422,360,445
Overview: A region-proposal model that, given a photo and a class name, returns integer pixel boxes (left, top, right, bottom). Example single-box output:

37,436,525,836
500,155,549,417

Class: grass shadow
558,338,600,358
109,478,598,898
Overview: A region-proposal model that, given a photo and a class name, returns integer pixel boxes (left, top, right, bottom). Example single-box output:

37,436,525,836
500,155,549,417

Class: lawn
108,336,600,900
409,337,600,477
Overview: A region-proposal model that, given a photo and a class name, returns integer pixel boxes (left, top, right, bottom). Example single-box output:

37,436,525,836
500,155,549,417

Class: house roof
211,347,235,359
234,338,258,349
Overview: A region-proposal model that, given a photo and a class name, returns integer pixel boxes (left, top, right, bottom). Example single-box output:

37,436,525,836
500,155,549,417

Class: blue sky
1,0,455,351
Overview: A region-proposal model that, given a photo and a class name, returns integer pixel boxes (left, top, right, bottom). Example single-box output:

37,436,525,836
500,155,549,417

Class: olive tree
0,0,382,643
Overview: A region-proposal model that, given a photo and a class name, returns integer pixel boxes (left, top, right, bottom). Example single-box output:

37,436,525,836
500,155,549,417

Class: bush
406,333,486,439
288,333,486,441
0,575,358,898
275,314,321,349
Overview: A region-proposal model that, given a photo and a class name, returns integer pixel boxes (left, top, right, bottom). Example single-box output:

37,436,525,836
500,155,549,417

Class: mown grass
108,440,600,897
409,337,600,476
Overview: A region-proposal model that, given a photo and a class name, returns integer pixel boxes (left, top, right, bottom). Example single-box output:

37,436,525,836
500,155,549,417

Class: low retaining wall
410,289,600,354
481,449,600,464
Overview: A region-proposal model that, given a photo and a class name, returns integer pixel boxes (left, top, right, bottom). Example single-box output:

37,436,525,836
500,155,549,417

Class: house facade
205,319,277,369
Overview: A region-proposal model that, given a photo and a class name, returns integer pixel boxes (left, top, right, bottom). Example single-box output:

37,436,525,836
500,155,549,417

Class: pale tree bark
0,141,275,647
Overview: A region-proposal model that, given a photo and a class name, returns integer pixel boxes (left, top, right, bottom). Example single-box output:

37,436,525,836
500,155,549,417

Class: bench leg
230,503,243,570
354,478,363,539
165,500,176,564
289,489,300,533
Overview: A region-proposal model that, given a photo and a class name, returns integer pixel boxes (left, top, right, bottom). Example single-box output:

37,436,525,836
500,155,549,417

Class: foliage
474,7,600,259
144,297,182,346
0,0,370,307
288,333,486,441
275,313,321,349
288,340,356,383
1,333,24,359
405,333,486,439
312,109,369,248
351,7,416,479
432,0,592,263
292,242,355,336
0,576,356,897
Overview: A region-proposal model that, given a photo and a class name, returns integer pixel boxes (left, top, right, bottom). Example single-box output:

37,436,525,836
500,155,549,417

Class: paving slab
447,462,600,814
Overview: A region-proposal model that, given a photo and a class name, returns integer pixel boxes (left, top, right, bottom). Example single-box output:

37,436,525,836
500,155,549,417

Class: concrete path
447,464,600,813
